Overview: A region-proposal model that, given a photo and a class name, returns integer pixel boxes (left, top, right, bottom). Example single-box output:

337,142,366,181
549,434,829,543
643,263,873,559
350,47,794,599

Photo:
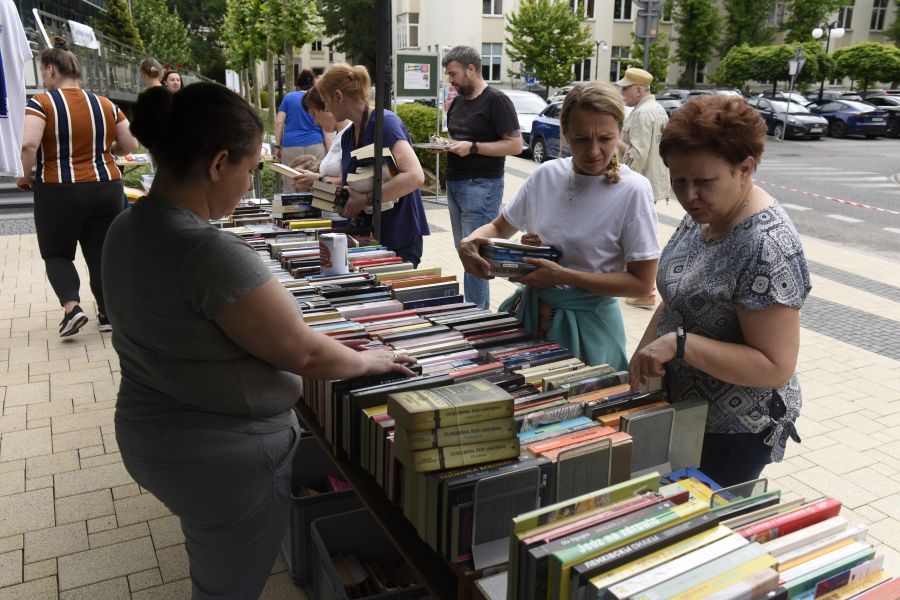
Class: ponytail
40,36,81,79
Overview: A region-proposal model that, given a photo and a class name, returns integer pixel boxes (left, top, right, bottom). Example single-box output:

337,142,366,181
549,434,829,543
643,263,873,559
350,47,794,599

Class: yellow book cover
288,219,333,230
779,538,856,571
387,380,513,432
672,554,779,600
376,267,442,282
412,438,520,472
400,417,517,450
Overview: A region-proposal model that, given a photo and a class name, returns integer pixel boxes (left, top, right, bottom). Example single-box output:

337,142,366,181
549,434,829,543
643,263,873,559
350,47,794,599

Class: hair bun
52,36,69,51
131,86,173,152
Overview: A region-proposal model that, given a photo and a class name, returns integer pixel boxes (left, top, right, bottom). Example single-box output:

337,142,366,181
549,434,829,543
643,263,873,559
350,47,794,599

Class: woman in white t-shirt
288,86,351,191
458,82,660,369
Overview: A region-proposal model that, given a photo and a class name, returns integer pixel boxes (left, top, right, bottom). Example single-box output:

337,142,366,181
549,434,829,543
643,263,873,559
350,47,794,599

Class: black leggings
33,180,124,314
699,430,773,488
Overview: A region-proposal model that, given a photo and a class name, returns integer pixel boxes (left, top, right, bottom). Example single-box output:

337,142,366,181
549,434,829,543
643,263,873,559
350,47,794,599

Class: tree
223,0,266,109
887,0,900,46
672,0,721,88
504,0,593,91
94,0,144,51
133,0,191,66
715,45,762,88
168,0,228,81
720,0,776,54
782,0,846,44
318,0,376,73
832,42,900,95
261,0,319,94
625,31,672,93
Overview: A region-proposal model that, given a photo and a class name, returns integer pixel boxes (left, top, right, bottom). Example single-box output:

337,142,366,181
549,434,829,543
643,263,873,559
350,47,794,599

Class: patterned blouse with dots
656,202,812,462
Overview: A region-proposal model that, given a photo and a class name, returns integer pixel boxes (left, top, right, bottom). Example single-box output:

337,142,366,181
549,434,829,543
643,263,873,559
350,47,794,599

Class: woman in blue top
316,64,430,266
274,69,326,174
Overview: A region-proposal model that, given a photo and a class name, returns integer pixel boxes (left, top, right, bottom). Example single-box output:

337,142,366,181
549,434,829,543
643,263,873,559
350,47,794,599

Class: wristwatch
470,141,478,155
675,326,686,359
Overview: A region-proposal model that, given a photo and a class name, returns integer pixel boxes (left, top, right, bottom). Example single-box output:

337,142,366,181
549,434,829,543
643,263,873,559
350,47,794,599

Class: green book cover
388,379,513,431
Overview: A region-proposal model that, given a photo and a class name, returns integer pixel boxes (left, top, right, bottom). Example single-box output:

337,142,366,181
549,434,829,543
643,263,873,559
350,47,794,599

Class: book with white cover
763,516,849,557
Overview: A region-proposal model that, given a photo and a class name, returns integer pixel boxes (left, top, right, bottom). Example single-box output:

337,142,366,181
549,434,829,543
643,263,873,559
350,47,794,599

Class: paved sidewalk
0,157,898,598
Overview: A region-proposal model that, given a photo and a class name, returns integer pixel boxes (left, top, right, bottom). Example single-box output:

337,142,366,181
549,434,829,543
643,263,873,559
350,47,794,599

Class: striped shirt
25,88,125,183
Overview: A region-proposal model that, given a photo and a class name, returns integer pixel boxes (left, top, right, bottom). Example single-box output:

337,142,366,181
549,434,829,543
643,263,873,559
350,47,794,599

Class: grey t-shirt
102,198,300,433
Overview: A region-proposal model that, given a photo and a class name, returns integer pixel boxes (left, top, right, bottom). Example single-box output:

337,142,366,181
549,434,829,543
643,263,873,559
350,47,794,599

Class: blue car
529,102,570,163
807,99,889,138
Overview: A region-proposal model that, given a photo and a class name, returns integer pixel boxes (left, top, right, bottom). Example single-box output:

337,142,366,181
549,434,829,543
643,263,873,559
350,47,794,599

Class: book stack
479,238,562,278
310,180,349,213
270,192,318,220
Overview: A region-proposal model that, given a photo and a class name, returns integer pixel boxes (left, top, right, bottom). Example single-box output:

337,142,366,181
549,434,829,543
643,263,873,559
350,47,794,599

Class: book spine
404,417,518,450
670,555,779,600
412,438,521,472
408,402,514,431
737,498,843,542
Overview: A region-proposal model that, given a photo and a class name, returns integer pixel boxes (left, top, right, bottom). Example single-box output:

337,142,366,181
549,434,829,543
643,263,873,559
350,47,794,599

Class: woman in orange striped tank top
17,37,138,337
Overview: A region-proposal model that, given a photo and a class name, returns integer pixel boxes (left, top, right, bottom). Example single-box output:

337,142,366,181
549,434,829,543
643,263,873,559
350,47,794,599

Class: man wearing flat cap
616,67,670,308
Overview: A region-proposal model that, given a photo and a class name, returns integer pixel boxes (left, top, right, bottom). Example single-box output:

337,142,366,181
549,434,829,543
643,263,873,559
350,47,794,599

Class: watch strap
676,327,686,359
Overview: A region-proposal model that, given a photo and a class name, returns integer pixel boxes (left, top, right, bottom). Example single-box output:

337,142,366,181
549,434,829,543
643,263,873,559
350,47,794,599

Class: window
396,13,419,49
613,0,632,20
570,0,595,19
767,1,785,26
483,0,502,15
482,43,502,81
871,0,888,30
311,39,323,53
837,4,853,30
609,46,629,81
694,61,706,84
572,57,593,81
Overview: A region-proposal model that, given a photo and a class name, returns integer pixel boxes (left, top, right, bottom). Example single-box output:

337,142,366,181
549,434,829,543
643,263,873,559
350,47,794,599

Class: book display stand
554,437,613,502
471,467,542,571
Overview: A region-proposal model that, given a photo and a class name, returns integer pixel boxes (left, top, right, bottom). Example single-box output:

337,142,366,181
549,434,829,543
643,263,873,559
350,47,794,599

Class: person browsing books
100,83,415,600
287,86,352,192
316,64,430,266
442,45,522,310
273,69,326,186
628,95,810,487
458,82,660,370
17,37,139,337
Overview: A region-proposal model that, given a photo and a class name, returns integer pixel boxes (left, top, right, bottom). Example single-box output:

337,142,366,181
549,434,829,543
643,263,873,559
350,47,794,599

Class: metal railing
26,8,209,104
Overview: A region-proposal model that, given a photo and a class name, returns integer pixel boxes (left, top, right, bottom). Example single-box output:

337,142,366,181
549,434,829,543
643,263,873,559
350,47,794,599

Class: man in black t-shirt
441,45,521,309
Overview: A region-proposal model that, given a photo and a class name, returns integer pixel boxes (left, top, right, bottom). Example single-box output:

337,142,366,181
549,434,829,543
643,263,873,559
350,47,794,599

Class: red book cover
852,578,900,600
449,360,505,379
737,498,842,543
349,257,403,267
538,430,631,460
525,425,616,454
464,327,530,342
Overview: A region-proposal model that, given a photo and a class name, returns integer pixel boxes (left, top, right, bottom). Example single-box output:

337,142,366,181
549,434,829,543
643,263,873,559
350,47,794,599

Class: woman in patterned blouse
629,95,811,487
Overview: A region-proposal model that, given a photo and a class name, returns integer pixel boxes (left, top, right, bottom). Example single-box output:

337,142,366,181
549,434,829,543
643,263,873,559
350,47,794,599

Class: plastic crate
310,508,428,600
281,434,361,583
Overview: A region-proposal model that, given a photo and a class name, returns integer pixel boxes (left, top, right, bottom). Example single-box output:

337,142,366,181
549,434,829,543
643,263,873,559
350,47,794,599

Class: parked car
712,88,743,96
864,96,900,137
806,90,863,103
548,82,578,103
516,83,548,101
657,89,691,100
529,102,568,163
500,89,549,152
758,91,811,106
747,97,828,139
807,99,889,138
658,98,683,117
863,89,900,98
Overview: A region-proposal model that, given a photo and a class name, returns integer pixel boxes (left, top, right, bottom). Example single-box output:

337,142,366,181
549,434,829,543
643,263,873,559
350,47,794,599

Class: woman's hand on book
341,188,370,218
458,236,494,280
628,332,676,391
289,170,317,193
360,348,417,377
510,257,565,289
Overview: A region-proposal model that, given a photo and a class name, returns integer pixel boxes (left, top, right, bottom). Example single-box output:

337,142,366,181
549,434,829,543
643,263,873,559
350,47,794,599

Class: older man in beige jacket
616,67,670,308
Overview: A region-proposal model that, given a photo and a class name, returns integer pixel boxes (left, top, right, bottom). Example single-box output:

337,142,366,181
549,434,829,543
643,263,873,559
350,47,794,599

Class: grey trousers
116,414,300,599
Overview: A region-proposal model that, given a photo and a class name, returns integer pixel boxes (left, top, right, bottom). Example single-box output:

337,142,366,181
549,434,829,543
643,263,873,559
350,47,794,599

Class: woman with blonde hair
316,64,430,266
458,82,659,369
139,58,163,87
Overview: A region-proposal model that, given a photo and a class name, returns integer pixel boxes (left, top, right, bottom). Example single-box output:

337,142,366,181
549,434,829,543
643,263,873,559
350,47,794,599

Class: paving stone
149,516,184,549
50,382,94,404
25,475,53,492
129,568,163,592
23,558,56,582
0,488,54,538
0,460,23,475
26,399,73,421
791,466,877,509
0,575,57,600
67,360,111,373
52,428,102,453
86,515,118,535
156,543,189,582
50,367,112,387
55,490,115,525
78,445,104,460
24,522,89,563
57,536,158,591
842,467,900,500
28,359,71,376
48,346,87,362
51,408,115,435
54,461,132,498
0,427,51,462
89,523,150,550
3,381,49,407
131,578,191,600
102,433,119,454
79,452,122,470
26,450,79,479
0,550,22,587
115,492,171,527
0,369,28,387
854,504,889,524
2,406,26,418
112,483,141,501
58,576,131,600
73,399,116,414
868,518,900,552
802,443,873,475
91,379,117,403
8,345,48,368
0,536,22,554
0,470,24,496
26,418,50,429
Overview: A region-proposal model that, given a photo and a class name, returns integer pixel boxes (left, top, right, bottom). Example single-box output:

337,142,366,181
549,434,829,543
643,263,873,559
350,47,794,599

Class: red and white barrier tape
756,178,900,217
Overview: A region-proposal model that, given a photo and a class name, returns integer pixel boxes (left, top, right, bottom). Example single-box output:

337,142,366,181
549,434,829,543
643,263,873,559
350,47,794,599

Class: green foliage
782,0,846,44
672,0,722,88
318,0,376,73
832,42,900,95
222,0,266,69
715,45,760,87
395,103,446,187
94,0,144,50
260,161,276,198
625,31,672,92
720,0,776,54
504,0,593,90
121,164,151,189
261,0,320,91
167,0,227,81
715,43,831,89
133,0,191,66
259,90,270,108
888,0,900,46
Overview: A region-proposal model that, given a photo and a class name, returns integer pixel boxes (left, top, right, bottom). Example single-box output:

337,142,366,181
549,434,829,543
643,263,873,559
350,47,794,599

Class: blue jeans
447,177,504,310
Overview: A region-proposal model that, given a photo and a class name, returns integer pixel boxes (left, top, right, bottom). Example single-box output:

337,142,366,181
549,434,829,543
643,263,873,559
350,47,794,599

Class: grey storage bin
310,509,428,600
282,434,361,583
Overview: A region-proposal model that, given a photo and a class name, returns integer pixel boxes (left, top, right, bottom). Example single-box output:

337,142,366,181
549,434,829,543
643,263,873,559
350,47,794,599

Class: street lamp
811,21,845,103
594,40,608,81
